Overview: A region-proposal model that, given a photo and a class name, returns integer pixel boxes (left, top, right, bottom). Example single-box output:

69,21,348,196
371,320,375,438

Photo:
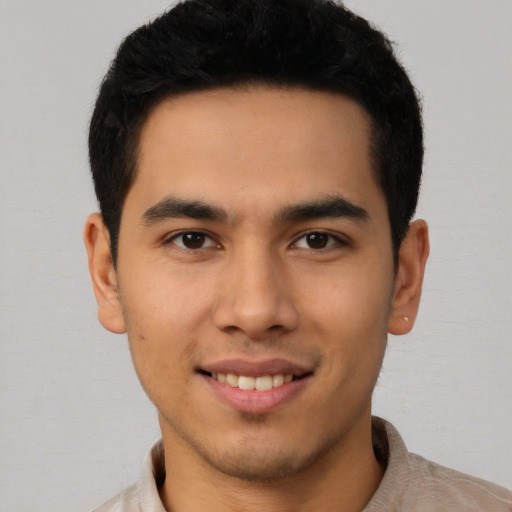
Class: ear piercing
403,316,409,321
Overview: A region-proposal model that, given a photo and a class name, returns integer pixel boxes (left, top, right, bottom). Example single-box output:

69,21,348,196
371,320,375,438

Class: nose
212,245,299,339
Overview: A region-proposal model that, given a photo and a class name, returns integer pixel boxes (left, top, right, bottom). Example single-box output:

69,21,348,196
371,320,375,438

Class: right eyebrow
141,197,227,225
274,196,370,224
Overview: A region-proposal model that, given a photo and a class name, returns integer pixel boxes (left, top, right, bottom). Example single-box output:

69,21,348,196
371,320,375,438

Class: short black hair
89,0,423,263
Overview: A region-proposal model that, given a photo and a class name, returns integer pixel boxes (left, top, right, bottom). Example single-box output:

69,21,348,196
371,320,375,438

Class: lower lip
202,374,311,415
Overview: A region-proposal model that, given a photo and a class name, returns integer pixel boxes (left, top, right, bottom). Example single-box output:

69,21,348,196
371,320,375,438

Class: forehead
128,86,384,222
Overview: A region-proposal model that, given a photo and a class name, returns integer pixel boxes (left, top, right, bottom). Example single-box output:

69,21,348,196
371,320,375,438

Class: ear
83,213,126,334
388,219,429,335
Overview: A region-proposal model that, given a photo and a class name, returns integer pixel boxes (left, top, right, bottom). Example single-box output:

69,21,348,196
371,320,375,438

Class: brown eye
293,232,343,250
171,232,216,250
305,232,329,249
182,233,206,249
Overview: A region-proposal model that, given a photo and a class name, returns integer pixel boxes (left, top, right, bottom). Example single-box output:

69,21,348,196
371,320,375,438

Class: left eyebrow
142,197,227,225
275,196,370,224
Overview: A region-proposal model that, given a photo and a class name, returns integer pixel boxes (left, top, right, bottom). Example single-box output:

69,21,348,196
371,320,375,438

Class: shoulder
92,482,141,512
367,418,512,512
92,439,166,512
405,453,512,511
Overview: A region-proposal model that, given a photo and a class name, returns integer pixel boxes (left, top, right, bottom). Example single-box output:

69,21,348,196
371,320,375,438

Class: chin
194,429,340,482
206,448,311,482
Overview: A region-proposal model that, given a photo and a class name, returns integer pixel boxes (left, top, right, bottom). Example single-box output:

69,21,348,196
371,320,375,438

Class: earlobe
388,219,429,335
83,213,126,334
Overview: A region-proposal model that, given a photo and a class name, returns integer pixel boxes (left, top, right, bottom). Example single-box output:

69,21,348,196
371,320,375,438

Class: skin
85,86,429,512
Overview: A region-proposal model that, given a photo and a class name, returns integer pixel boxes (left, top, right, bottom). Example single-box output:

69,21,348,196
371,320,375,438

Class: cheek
305,265,392,329
300,262,393,369
121,264,213,335
118,270,214,386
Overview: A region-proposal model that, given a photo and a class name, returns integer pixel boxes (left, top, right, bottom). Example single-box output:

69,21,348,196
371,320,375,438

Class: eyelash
164,230,347,252
292,231,347,251
165,231,219,251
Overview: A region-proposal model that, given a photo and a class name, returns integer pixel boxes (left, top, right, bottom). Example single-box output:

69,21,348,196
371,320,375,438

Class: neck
159,411,384,512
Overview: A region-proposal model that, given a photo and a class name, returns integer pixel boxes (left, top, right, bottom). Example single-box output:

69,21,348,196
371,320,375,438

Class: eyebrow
275,196,369,224
142,197,227,225
141,195,369,226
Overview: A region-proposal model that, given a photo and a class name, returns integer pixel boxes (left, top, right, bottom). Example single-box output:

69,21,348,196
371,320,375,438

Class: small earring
403,316,409,322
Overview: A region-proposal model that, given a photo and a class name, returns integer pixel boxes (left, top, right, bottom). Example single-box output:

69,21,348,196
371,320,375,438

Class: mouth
197,359,313,413
198,370,309,391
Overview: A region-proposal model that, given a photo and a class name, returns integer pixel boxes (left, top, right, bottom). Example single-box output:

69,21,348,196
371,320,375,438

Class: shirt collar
139,416,410,511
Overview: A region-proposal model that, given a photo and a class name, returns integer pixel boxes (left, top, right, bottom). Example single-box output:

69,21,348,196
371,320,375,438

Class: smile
202,370,311,414
199,359,313,413
210,373,294,391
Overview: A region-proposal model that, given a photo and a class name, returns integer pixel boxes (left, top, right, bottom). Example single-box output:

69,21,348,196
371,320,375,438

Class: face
92,87,412,480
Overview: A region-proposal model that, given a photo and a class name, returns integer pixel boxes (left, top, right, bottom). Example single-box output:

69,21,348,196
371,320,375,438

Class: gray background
1,1,511,510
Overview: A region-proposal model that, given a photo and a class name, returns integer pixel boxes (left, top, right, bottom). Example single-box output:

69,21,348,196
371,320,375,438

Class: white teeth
255,375,273,391
238,376,255,390
213,372,294,390
272,374,284,387
226,373,239,387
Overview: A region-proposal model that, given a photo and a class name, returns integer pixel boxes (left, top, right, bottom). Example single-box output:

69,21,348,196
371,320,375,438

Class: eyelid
161,229,348,251
291,230,348,250
164,230,220,250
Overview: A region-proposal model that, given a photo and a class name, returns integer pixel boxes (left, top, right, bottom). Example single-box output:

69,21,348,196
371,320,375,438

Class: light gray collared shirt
93,417,512,512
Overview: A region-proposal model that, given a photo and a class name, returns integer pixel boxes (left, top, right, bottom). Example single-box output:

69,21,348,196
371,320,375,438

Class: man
84,0,512,510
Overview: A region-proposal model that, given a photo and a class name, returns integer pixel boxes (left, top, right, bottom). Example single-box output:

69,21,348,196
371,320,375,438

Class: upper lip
199,358,312,377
